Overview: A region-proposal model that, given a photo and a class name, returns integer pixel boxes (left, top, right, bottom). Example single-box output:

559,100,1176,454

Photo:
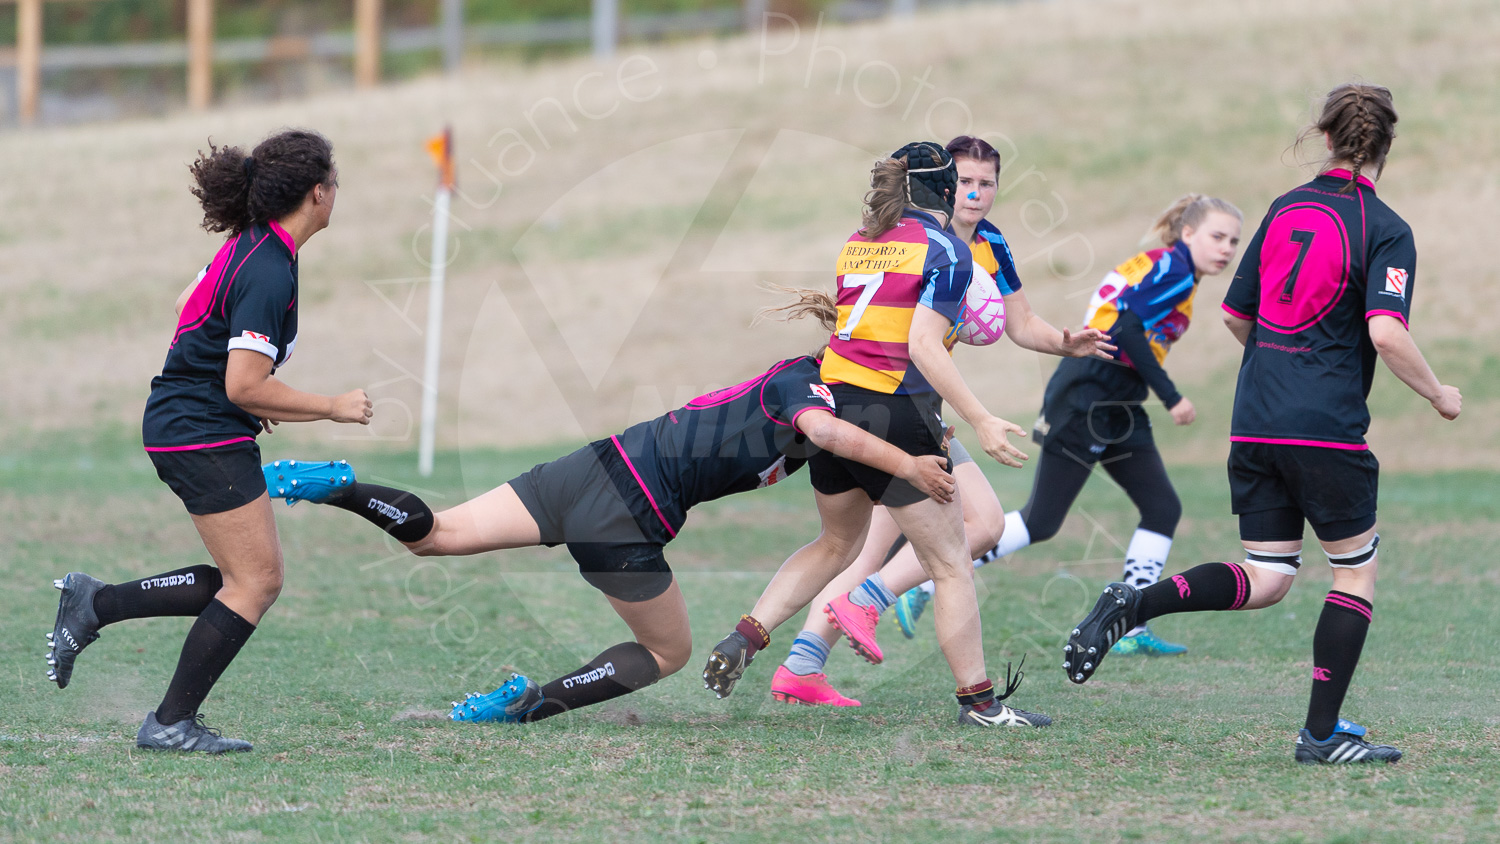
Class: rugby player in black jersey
1062,83,1462,764
259,355,953,723
46,130,373,753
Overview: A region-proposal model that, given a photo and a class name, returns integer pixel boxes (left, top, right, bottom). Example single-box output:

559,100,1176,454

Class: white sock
919,511,1032,596
1122,528,1172,636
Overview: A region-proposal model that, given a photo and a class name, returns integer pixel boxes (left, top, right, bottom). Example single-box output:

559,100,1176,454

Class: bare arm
1002,290,1114,359
1368,315,1461,419
1223,313,1253,347
175,270,207,316
908,305,1028,468
794,409,954,503
224,349,373,424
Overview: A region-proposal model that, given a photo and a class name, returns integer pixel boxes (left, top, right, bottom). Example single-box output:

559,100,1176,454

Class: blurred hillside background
1,0,1496,472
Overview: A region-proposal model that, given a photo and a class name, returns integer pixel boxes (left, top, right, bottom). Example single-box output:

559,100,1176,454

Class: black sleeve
1112,310,1182,409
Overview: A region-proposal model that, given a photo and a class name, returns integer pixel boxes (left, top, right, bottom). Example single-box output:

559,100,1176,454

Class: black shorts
147,440,266,516
1034,403,1155,466
507,445,673,602
1228,441,1378,543
809,385,949,508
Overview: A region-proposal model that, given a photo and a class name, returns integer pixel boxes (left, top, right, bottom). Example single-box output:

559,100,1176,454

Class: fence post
354,0,381,87
186,0,212,109
591,0,616,62
440,0,462,74
742,0,767,33
16,0,40,125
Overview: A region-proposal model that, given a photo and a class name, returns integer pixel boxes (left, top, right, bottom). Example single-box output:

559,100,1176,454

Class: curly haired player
46,130,371,753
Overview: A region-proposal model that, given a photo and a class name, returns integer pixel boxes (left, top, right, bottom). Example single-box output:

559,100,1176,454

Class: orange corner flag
426,127,455,189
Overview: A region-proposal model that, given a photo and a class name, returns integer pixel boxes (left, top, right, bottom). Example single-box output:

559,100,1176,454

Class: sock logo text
562,661,616,689
367,498,409,524
141,573,196,590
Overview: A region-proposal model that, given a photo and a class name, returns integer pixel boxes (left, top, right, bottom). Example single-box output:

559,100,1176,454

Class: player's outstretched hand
332,389,373,424
975,415,1029,469
1432,385,1462,420
1169,397,1196,426
901,454,955,504
1062,326,1116,360
259,417,280,434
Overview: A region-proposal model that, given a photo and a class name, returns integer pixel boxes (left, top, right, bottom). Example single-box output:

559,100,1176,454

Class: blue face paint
967,191,979,200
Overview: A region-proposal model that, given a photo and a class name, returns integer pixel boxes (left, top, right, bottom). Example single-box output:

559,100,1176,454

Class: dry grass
2,0,1496,468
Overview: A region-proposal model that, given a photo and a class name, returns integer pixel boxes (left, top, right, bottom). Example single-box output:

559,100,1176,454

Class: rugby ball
956,262,1007,346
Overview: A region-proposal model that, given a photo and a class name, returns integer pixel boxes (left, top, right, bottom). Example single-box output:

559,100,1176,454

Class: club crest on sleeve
809,384,836,409
1383,267,1407,299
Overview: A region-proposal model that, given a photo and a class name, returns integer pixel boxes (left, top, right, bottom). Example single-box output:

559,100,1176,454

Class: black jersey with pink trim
142,221,299,450
591,356,837,544
1222,170,1416,449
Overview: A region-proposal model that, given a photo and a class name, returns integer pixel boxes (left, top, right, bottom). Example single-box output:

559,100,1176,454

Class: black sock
1137,562,1251,623
325,483,435,543
93,565,222,627
524,642,662,722
156,600,256,725
1305,591,1373,740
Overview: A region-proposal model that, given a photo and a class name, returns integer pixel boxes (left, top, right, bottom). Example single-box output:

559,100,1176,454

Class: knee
1141,492,1182,537
964,513,1005,555
650,637,693,677
1242,568,1294,609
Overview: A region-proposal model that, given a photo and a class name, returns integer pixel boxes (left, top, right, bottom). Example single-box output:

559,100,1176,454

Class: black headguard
891,141,956,220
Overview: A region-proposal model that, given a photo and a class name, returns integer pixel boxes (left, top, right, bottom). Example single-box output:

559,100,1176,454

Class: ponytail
1148,193,1242,247
1295,82,1398,194
758,285,840,333
860,158,910,240
189,129,335,235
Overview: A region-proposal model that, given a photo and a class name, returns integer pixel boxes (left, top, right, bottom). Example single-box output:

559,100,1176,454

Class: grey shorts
507,445,673,602
948,436,974,467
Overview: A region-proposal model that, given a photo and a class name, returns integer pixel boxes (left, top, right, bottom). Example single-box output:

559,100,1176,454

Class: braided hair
1299,83,1398,194
190,129,336,235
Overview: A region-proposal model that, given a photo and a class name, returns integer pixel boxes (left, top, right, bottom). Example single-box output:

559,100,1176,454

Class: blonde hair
1147,193,1243,247
859,158,911,240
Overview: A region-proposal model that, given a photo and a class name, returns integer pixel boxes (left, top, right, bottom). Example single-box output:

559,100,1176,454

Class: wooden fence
0,0,904,126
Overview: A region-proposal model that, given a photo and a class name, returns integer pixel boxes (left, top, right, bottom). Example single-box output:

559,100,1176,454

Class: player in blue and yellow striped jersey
999,194,1244,654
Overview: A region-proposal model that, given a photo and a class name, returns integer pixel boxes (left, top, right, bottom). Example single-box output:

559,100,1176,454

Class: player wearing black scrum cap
707,142,1054,727
1063,83,1463,764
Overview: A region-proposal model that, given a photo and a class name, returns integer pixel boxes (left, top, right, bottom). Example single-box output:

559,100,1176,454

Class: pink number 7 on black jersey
1222,169,1416,450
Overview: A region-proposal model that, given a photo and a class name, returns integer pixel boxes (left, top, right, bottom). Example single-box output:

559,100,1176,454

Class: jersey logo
1384,267,1408,299
809,383,835,409
757,456,790,488
241,330,271,344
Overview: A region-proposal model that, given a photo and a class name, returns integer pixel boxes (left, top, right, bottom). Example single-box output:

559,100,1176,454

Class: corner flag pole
419,126,455,477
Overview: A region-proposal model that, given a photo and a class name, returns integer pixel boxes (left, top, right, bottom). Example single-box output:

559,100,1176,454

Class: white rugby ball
956,262,1007,346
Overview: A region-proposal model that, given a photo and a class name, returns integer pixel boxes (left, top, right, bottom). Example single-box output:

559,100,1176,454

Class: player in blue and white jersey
259,355,953,724
45,130,373,753
1063,83,1462,764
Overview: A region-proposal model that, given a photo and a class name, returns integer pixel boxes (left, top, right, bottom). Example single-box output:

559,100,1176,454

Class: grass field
3,430,1498,842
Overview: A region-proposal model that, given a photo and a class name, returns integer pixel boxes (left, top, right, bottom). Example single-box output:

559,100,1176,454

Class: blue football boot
1110,625,1188,656
450,674,544,723
263,459,355,506
894,587,931,639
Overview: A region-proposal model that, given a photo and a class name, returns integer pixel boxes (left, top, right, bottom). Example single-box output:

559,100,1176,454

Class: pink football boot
825,593,884,664
770,666,861,707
